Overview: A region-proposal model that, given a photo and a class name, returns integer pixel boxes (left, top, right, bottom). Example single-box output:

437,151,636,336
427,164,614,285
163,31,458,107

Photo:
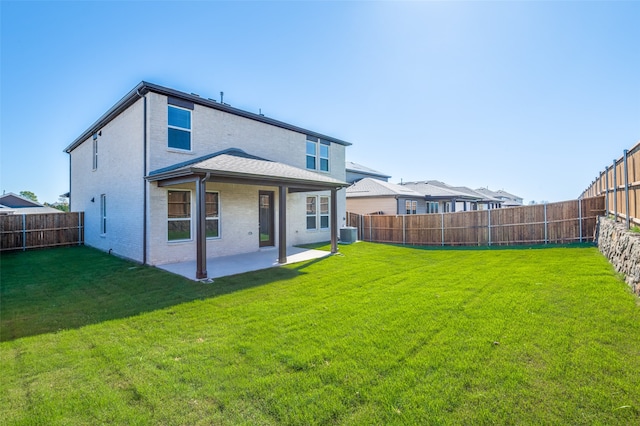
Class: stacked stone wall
597,217,640,295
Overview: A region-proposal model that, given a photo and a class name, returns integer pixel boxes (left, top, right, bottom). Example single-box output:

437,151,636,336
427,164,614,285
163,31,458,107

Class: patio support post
279,185,287,264
331,188,338,253
195,175,207,279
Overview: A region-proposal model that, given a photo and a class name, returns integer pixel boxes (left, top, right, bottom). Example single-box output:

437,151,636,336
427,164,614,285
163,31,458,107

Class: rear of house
65,82,350,278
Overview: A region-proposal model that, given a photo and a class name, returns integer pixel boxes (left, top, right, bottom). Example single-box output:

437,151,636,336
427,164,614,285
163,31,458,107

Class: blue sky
1,1,638,204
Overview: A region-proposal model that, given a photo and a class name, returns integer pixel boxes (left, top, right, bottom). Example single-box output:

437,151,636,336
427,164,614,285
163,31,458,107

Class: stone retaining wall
597,217,640,295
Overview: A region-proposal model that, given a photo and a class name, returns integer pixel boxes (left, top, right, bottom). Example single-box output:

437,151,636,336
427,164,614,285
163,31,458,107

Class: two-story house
64,82,350,279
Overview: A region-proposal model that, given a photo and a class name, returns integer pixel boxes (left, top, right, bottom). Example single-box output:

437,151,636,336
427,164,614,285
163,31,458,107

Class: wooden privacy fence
346,197,604,246
0,212,84,252
581,140,640,228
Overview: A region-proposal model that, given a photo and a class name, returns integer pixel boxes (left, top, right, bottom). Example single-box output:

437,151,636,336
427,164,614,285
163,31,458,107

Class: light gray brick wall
71,99,145,262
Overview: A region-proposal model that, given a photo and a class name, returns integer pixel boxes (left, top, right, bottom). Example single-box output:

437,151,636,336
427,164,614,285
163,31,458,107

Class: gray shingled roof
346,178,424,198
476,187,522,205
147,148,348,189
345,162,391,179
401,181,480,200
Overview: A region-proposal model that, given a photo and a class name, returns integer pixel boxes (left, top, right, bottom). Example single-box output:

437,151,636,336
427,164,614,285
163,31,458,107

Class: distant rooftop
346,178,424,198
346,162,391,182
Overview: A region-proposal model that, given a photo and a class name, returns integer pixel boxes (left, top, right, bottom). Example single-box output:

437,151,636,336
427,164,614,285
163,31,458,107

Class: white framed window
427,202,439,214
306,195,330,230
405,200,417,215
306,136,330,172
205,191,220,239
319,141,329,172
306,196,317,230
99,194,107,234
168,105,191,150
168,190,191,241
320,196,329,229
92,134,98,170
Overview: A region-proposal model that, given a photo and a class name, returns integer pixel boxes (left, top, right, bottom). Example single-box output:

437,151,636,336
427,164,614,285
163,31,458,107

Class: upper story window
168,105,191,150
306,135,330,172
92,133,98,170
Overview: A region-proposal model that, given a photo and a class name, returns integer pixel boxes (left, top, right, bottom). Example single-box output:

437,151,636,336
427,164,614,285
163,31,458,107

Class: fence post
22,214,26,251
369,215,372,242
578,198,583,243
487,209,491,247
623,149,630,230
441,211,445,247
605,165,609,217
613,159,618,222
78,212,82,246
402,215,406,245
544,203,548,244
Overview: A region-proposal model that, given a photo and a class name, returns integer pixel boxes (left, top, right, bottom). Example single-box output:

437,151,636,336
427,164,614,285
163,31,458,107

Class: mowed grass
1,243,639,425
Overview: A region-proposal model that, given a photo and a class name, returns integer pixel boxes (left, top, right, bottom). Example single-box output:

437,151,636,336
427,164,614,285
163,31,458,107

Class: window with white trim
305,136,330,172
306,195,330,230
306,196,317,230
92,134,98,170
319,142,329,172
427,202,439,214
100,194,106,234
319,196,329,229
205,191,220,239
405,200,417,215
168,105,191,150
168,190,191,241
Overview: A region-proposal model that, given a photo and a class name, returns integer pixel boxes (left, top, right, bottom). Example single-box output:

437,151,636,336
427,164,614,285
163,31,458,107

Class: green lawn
1,243,639,425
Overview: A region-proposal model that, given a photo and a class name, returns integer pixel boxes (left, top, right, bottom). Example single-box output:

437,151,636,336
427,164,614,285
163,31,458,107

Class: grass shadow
0,246,307,342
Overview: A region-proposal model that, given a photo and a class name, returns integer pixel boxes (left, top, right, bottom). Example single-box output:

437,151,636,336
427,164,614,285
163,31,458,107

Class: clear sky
1,1,639,204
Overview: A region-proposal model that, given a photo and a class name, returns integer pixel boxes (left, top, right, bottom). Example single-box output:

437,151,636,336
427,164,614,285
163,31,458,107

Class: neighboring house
345,162,391,183
64,81,351,279
400,181,502,213
0,193,63,215
437,183,503,211
346,178,426,215
475,187,523,207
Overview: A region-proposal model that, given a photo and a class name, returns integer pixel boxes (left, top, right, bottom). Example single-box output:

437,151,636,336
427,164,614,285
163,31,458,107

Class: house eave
65,81,352,154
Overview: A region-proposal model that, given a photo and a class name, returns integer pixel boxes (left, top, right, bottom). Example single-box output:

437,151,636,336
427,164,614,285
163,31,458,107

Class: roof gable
0,193,43,208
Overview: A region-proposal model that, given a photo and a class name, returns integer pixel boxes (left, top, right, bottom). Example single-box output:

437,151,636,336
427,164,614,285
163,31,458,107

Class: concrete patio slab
156,246,331,281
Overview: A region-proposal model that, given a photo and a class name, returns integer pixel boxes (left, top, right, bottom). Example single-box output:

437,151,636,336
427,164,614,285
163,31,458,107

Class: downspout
68,152,72,211
137,89,148,265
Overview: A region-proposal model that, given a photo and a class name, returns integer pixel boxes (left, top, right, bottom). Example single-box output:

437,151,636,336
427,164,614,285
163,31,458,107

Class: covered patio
147,148,349,279
157,246,331,280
